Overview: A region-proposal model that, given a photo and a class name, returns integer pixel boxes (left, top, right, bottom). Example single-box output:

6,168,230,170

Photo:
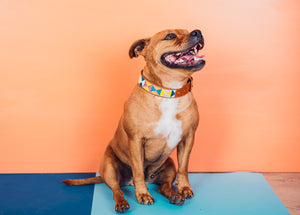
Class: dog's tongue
167,54,204,65
164,49,205,66
177,55,195,62
165,55,177,63
177,55,203,65
165,54,194,64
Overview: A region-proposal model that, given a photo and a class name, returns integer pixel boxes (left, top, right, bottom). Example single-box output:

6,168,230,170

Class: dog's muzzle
161,30,205,71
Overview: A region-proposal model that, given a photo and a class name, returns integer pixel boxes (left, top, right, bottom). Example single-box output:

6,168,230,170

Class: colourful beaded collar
138,71,193,98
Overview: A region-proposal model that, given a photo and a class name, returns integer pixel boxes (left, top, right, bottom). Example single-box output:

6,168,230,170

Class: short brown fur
63,29,205,213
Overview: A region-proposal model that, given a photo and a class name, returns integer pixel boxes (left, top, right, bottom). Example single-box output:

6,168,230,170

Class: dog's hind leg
100,146,130,213
156,157,185,206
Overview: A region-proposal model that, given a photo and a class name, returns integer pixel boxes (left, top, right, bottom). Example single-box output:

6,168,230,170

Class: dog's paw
136,193,155,205
169,193,185,206
179,186,194,199
115,199,130,213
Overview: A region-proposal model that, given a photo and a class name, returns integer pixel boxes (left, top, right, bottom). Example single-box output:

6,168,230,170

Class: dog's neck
139,69,192,98
143,66,191,90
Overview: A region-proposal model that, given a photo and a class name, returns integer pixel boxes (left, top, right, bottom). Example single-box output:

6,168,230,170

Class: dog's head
129,29,205,74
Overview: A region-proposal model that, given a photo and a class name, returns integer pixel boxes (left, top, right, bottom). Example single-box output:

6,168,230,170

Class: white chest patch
154,98,182,149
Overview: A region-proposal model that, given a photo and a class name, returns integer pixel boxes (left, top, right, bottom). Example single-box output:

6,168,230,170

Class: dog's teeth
176,53,181,56
189,51,195,55
176,59,185,64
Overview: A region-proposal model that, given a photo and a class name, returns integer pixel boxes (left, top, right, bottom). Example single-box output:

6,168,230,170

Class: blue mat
0,173,95,215
0,172,290,215
91,172,290,215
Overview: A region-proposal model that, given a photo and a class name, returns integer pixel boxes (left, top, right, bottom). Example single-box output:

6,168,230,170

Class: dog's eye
164,33,177,40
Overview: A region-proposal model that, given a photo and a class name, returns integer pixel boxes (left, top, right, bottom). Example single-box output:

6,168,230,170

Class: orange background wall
1,0,300,173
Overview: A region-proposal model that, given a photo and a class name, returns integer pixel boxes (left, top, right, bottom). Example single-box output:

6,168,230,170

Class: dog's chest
154,98,182,149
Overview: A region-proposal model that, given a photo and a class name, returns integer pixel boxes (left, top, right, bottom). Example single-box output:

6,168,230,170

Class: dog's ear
129,38,150,58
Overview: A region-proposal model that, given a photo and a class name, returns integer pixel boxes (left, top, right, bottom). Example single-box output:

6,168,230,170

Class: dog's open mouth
161,43,205,70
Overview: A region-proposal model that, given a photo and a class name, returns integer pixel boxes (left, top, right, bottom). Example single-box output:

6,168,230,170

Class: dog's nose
190,29,204,45
190,30,202,37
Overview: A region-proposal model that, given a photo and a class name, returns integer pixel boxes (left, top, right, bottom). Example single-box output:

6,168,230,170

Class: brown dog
63,29,205,213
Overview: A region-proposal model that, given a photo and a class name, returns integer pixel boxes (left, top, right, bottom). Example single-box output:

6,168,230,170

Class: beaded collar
138,71,193,98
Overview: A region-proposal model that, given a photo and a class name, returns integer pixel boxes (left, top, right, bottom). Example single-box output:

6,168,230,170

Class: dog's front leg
128,138,155,205
176,132,195,199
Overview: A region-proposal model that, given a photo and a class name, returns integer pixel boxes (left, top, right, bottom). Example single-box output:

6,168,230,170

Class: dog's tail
62,176,104,185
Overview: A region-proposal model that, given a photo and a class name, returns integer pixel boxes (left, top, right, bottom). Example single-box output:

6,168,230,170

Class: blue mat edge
91,172,291,215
